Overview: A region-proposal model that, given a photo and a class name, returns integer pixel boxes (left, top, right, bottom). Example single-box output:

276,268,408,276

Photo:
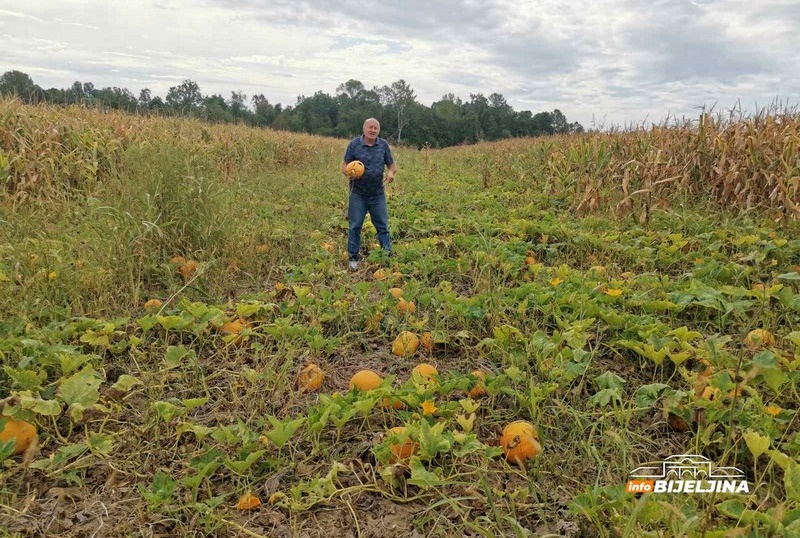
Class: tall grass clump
0,99,354,318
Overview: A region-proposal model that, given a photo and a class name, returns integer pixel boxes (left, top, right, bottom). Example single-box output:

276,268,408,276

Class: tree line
0,70,583,147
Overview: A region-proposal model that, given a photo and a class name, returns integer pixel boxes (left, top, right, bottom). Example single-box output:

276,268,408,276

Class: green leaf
752,350,779,368
634,383,669,408
176,422,215,441
768,449,792,470
236,303,262,318
786,462,800,504
418,420,450,460
59,353,95,375
407,457,448,489
2,366,47,391
594,371,625,391
152,400,184,422
79,330,110,349
140,470,176,509
590,388,622,407
777,272,800,281
157,315,184,331
452,434,484,457
137,315,158,332
89,433,114,455
181,397,208,411
760,367,788,393
716,498,745,519
17,392,62,416
111,375,143,393
743,429,770,458
164,345,195,369
264,416,305,448
58,366,102,408
667,326,703,342
225,449,266,475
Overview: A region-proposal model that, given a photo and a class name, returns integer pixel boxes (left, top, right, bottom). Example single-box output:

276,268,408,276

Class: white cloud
0,0,797,127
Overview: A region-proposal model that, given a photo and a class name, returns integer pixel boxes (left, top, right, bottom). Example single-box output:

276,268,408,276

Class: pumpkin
297,364,324,392
349,370,383,391
466,370,487,398
392,331,420,356
0,417,37,455
745,329,775,348
389,287,404,299
381,397,406,410
387,426,416,463
412,363,438,384
364,312,385,332
236,492,261,510
397,299,416,314
178,259,198,278
144,299,162,313
345,160,365,179
373,268,388,281
500,421,542,466
420,332,434,352
220,319,249,345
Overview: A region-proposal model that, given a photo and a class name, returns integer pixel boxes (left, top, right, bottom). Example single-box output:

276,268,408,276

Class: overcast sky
1,0,798,128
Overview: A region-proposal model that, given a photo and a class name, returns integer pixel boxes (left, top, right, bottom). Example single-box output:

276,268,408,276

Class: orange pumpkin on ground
349,370,383,391
178,259,198,278
744,329,775,348
296,364,324,392
381,397,406,410
0,417,37,455
466,370,487,398
392,331,420,356
387,426,417,463
397,298,416,314
412,363,439,384
236,492,261,510
144,299,163,313
420,332,434,352
500,421,542,466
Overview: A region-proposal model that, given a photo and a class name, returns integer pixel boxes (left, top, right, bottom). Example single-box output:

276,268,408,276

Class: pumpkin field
2,98,800,537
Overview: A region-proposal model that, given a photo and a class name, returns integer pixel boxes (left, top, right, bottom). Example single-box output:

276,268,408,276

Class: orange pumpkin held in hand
345,160,365,179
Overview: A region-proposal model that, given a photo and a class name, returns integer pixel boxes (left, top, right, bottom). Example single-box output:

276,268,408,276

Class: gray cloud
0,0,798,127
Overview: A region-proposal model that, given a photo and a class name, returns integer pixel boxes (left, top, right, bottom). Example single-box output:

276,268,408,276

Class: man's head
362,118,380,142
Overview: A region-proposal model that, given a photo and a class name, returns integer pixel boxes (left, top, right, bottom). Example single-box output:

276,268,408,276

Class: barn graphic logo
625,454,749,494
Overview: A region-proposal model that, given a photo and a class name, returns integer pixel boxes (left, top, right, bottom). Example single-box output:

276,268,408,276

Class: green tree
0,71,40,103
228,91,250,122
166,79,203,115
378,79,416,144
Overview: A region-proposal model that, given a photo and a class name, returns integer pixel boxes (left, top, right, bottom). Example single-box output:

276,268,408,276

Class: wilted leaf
743,429,770,458
58,366,102,408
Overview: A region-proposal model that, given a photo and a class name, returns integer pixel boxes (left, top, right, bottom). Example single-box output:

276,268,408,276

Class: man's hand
385,173,395,184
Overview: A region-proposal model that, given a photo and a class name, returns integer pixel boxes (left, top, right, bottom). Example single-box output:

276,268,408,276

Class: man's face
363,120,380,140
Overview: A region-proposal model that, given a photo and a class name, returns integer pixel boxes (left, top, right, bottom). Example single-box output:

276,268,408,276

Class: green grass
1,101,800,537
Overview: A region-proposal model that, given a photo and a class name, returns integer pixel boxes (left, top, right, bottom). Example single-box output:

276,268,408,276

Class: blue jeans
348,191,391,261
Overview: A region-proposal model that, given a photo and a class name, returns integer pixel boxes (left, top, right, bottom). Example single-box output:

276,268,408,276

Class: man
341,118,397,271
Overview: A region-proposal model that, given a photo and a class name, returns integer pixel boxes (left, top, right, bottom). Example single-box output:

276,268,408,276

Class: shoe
348,260,359,271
